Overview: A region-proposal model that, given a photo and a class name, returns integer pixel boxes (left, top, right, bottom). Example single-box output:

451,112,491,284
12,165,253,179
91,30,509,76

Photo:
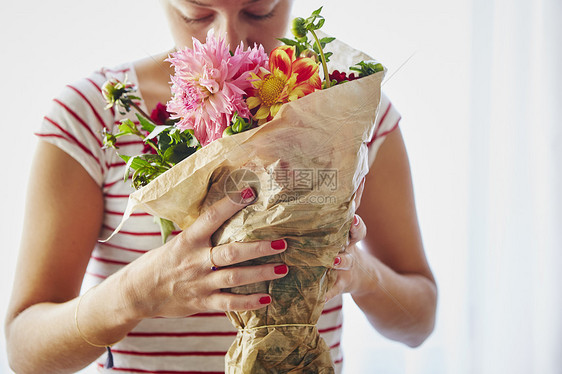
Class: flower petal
255,105,271,119
270,103,283,118
309,73,322,89
270,46,294,77
246,96,262,110
292,57,320,85
276,45,296,61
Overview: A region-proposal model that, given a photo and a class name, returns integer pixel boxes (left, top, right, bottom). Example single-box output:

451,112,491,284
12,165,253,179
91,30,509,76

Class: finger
333,252,354,271
211,263,289,288
211,239,287,268
325,276,345,301
188,187,257,241
349,214,366,246
207,292,273,312
353,177,366,211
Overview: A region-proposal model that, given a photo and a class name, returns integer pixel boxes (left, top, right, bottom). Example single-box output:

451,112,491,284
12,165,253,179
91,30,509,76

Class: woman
5,0,437,372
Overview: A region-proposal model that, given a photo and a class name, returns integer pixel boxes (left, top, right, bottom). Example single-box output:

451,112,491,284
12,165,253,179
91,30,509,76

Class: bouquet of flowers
103,7,385,373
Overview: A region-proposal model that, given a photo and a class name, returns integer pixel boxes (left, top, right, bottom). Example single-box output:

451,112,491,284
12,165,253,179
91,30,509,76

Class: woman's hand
324,175,367,301
325,214,369,301
121,187,289,320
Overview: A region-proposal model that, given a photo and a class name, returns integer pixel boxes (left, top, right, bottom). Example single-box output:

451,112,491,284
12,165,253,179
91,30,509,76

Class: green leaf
311,6,323,16
171,132,182,145
162,146,175,163
223,126,235,137
157,132,172,152
118,119,138,135
277,37,298,46
154,216,176,243
315,18,325,29
349,60,385,77
320,37,336,44
126,155,156,179
177,129,199,148
166,142,198,164
122,154,137,182
312,42,320,54
135,113,156,132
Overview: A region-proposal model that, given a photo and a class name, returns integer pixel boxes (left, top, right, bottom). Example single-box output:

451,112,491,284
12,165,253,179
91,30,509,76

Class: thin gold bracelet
74,288,122,348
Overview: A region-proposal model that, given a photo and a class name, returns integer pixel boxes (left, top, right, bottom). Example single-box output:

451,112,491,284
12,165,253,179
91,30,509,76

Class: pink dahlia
230,42,269,90
166,30,268,146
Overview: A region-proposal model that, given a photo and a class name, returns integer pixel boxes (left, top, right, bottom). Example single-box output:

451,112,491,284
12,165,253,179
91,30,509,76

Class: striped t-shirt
36,63,400,374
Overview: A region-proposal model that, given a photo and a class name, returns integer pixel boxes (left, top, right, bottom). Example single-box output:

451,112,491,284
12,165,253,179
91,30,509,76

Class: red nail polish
271,239,286,250
240,187,255,202
353,215,360,226
334,256,341,266
259,296,271,305
274,264,288,275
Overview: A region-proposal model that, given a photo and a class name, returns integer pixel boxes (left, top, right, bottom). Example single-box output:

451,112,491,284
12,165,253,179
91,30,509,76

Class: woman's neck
133,50,175,113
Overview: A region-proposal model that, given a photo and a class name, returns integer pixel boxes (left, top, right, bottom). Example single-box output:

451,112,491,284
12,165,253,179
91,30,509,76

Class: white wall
0,1,473,373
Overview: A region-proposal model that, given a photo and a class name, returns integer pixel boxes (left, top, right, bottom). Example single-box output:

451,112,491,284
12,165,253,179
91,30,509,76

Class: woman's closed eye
243,8,276,21
181,13,214,24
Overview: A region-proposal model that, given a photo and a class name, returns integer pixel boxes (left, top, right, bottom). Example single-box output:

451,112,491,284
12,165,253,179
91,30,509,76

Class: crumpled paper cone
109,65,384,372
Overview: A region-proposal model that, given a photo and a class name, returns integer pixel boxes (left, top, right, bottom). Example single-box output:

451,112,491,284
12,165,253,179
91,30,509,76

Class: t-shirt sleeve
366,92,401,168
35,73,114,186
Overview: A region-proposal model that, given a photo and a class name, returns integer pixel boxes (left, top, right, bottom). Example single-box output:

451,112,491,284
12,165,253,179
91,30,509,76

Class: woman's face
161,0,294,53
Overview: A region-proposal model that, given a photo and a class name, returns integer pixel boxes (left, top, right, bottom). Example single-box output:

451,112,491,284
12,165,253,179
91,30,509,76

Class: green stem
309,29,330,88
129,100,152,122
144,138,161,154
140,139,173,168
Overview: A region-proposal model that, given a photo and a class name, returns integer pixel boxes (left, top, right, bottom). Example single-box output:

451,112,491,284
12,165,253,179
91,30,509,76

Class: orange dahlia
247,45,321,123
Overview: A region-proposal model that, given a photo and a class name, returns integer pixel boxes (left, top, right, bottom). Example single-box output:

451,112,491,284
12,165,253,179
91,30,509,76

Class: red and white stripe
366,94,402,168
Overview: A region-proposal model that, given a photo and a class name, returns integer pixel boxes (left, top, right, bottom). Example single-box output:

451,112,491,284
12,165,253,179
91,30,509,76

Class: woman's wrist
348,247,383,300
78,269,144,346
112,262,152,323
348,247,437,346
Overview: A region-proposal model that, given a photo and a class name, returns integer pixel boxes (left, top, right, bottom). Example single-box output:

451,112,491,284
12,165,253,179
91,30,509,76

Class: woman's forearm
5,270,141,374
351,248,437,347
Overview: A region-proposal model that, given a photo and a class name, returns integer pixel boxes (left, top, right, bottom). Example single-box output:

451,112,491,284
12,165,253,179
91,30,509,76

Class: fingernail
333,256,341,266
271,239,287,250
353,215,360,226
259,295,272,305
274,264,288,275
240,187,256,203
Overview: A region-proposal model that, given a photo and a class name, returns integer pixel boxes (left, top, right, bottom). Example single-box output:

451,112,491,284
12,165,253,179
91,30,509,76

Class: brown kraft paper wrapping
110,66,385,372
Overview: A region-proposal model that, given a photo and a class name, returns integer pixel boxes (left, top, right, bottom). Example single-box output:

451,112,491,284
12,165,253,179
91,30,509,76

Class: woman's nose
215,16,248,49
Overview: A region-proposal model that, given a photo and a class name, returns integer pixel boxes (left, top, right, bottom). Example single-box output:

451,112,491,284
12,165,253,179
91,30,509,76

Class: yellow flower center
259,75,285,106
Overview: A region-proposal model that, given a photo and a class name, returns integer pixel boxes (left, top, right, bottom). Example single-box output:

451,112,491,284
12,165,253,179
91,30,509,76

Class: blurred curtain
468,0,562,373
